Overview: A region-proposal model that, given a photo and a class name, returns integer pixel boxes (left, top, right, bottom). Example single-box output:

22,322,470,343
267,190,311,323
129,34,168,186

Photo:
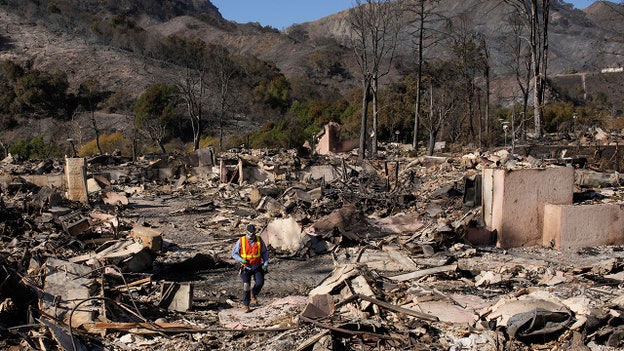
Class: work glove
263,265,268,273
240,259,248,264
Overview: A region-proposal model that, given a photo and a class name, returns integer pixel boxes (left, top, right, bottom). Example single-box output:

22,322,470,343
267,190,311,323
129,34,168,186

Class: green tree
247,119,303,149
2,60,24,82
252,75,292,112
8,136,62,159
0,61,20,113
543,102,575,133
13,69,68,117
134,83,178,153
0,60,70,118
290,100,350,143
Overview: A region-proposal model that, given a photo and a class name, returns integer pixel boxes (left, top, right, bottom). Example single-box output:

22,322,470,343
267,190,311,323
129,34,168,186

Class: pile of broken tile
1,147,624,351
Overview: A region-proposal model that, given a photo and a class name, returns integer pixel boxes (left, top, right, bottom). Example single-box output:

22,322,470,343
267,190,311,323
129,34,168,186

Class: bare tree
349,0,403,160
501,12,532,142
69,108,86,154
139,118,168,153
481,38,491,147
403,0,442,152
78,78,103,154
0,139,7,159
503,0,550,139
176,39,210,151
178,67,206,151
209,46,239,151
422,73,458,156
445,14,489,146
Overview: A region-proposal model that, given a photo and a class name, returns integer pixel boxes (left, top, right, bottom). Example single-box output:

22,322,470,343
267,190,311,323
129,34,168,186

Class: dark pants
240,266,265,306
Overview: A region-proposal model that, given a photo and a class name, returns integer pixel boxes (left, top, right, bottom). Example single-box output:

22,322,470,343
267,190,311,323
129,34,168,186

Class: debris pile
1,146,624,350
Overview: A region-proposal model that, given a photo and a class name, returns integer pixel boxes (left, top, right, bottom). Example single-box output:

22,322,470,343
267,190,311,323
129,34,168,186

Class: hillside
0,0,622,150
1,0,622,94
0,0,226,97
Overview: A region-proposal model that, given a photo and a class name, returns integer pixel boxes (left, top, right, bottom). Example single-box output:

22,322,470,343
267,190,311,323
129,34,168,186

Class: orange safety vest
240,235,262,266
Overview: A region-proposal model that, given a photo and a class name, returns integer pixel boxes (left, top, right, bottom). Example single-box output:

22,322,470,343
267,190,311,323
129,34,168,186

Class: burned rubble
2,144,624,350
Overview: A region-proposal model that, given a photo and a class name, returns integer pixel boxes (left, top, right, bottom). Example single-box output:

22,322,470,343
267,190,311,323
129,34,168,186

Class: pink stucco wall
482,167,574,248
544,203,624,249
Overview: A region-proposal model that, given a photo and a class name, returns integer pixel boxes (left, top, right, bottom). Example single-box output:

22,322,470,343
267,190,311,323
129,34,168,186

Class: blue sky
211,0,598,30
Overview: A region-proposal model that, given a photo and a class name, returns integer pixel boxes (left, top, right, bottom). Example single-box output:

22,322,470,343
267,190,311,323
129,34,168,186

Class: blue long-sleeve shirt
232,236,269,269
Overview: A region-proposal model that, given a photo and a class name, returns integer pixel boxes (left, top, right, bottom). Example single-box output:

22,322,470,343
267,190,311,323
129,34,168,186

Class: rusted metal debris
1,145,624,350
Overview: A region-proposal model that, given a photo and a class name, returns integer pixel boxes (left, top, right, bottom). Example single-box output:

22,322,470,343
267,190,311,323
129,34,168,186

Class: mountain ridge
0,0,622,148
2,0,622,96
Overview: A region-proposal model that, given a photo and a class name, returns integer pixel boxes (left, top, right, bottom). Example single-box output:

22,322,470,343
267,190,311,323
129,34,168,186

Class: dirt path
122,192,336,311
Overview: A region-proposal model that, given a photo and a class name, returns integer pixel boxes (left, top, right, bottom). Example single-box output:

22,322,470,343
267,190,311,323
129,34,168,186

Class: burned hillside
2,142,624,350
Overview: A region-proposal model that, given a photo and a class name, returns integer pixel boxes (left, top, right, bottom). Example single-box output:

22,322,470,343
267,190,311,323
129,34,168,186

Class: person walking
231,224,269,312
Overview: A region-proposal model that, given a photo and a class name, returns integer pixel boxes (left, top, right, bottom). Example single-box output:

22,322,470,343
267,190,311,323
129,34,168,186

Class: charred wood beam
89,322,295,334
299,315,397,341
294,329,330,351
389,264,458,282
334,293,439,322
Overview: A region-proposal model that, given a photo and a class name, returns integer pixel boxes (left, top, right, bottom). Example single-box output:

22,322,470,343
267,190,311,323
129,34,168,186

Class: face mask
246,232,255,241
